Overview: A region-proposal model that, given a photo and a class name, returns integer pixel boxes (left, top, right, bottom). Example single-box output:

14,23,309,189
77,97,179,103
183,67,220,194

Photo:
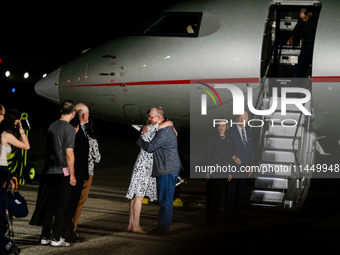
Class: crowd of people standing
30,100,102,247
1,100,182,252
0,101,102,250
1,99,255,252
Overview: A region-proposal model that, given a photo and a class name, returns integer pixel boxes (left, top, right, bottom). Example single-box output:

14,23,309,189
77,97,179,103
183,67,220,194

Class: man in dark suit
226,111,254,223
63,103,89,243
287,7,318,79
136,107,181,236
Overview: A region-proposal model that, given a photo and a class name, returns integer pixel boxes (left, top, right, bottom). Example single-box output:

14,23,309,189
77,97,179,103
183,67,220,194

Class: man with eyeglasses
136,107,181,236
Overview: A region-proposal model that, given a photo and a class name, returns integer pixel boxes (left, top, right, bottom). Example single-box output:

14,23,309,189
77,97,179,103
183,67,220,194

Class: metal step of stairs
266,125,301,137
254,177,288,189
271,112,303,125
251,190,285,204
264,137,299,150
262,150,295,164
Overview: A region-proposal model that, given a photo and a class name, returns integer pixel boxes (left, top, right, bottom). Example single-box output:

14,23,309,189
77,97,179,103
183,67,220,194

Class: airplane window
128,12,202,37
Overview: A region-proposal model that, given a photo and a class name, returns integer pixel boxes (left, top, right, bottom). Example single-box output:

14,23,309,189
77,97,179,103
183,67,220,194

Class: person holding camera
0,109,30,176
0,169,28,255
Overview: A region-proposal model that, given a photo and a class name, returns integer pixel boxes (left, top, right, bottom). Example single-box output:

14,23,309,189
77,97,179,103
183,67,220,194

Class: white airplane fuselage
35,0,340,137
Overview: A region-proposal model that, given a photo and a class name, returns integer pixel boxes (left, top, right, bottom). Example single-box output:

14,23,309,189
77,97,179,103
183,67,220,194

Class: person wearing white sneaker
51,237,70,247
41,100,77,245
40,236,51,245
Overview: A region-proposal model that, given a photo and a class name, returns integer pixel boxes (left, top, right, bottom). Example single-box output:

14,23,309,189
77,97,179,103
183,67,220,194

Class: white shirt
0,132,12,166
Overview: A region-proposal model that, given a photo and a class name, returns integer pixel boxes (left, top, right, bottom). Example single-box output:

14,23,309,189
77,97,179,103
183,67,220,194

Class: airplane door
123,104,144,123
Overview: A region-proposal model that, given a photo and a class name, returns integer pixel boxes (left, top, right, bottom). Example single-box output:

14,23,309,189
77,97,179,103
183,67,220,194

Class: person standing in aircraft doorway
287,7,318,81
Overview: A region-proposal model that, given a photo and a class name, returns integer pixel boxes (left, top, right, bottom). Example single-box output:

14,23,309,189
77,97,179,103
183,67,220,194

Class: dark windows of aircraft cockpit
128,12,202,37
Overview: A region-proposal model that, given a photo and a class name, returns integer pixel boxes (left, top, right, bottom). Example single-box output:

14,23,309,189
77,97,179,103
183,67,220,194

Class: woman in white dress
126,112,173,234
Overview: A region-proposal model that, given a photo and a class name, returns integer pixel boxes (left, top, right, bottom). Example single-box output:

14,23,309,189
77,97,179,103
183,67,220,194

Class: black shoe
73,229,85,239
148,227,169,236
64,230,86,243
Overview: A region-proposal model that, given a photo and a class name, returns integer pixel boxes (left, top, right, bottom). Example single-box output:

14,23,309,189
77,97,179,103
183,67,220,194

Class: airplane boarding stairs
250,96,316,210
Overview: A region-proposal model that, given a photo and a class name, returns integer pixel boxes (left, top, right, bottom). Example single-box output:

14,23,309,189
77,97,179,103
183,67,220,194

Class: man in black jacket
287,7,318,80
0,169,28,255
63,103,89,243
227,112,254,224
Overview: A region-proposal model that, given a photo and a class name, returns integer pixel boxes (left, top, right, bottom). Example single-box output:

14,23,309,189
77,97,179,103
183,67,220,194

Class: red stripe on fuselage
63,78,260,88
63,76,340,88
312,76,340,83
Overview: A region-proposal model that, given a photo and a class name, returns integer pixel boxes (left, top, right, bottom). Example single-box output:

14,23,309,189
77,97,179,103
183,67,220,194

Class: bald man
287,7,318,80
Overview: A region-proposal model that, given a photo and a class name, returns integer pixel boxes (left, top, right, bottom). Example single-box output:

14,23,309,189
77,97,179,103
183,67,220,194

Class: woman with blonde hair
126,109,174,233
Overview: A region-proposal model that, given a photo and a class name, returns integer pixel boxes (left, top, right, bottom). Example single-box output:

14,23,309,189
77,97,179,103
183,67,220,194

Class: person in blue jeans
136,107,181,236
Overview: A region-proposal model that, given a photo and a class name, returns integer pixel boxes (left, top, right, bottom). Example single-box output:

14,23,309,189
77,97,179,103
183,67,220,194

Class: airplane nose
34,68,61,104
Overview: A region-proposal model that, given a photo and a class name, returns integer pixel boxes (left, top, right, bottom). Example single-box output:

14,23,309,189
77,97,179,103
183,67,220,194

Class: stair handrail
251,38,278,121
291,77,313,167
305,77,313,132
291,77,313,147
251,38,279,163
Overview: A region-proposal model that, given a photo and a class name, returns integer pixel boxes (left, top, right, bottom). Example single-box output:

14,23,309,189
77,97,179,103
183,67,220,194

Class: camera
4,239,21,255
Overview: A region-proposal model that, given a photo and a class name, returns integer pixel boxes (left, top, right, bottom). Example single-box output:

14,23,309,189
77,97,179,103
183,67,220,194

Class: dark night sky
0,1,180,117
1,1,180,87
